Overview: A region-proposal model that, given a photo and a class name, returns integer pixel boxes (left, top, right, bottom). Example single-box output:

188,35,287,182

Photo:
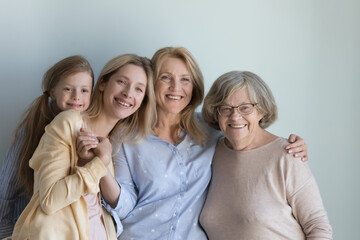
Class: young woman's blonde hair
17,55,94,196
151,47,208,145
86,54,156,143
202,71,278,130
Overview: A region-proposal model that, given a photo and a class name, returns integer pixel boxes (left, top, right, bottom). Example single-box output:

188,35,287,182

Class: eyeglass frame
217,103,258,117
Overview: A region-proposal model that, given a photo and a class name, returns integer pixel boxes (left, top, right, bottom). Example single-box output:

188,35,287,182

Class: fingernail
285,146,290,150
288,150,292,153
295,153,299,157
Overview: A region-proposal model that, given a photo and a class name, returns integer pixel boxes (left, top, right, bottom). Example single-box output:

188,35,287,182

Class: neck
155,111,182,144
84,112,119,138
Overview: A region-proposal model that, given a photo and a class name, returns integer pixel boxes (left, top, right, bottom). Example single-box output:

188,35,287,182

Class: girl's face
155,57,193,116
100,64,147,121
50,71,93,113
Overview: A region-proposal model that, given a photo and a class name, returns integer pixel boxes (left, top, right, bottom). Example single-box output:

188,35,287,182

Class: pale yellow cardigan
11,110,116,240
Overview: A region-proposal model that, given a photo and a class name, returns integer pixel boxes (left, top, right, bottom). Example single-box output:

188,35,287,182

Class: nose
72,90,80,100
229,108,243,119
169,78,180,90
121,85,132,98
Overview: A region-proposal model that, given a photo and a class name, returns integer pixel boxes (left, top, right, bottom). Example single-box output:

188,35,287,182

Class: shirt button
171,226,175,231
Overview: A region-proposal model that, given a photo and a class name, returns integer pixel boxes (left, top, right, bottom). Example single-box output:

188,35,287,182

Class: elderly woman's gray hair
202,71,278,130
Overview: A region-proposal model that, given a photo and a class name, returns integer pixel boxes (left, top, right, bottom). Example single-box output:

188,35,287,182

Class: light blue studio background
0,0,359,239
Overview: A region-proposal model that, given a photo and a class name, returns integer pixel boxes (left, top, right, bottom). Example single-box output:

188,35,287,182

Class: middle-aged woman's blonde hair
202,71,278,130
86,54,156,143
151,47,208,145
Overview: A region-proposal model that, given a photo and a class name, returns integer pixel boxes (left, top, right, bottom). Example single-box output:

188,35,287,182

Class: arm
77,128,121,208
286,158,332,239
33,112,108,215
286,134,308,162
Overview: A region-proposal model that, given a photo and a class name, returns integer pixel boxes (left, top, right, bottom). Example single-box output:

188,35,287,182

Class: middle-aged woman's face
100,64,147,122
155,57,193,116
218,87,264,150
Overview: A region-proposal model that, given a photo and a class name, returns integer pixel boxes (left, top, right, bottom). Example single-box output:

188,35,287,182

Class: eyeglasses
217,103,257,117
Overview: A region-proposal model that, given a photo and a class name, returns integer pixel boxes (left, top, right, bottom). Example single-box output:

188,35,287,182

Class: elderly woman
200,71,332,239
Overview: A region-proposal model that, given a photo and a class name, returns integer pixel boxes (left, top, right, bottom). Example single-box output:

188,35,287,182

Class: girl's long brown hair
16,55,94,196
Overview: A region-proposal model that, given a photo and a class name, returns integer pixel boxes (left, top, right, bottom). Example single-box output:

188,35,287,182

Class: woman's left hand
286,134,308,162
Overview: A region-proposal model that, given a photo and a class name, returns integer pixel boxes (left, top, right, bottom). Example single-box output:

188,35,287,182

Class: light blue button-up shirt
104,118,221,240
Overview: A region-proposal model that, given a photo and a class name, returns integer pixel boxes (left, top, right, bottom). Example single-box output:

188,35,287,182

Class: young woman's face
50,71,93,112
155,57,193,116
100,64,147,121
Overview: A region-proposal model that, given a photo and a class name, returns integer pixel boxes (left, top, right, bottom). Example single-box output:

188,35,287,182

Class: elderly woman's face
218,88,263,150
154,57,193,116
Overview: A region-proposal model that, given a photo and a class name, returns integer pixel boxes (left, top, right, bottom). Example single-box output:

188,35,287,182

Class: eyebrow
161,72,191,78
118,75,146,86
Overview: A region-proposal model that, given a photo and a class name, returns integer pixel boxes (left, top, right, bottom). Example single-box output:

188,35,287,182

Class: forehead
113,64,147,85
160,57,189,74
58,72,93,86
225,87,250,104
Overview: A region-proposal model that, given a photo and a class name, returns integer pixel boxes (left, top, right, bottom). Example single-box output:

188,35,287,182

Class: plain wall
1,0,359,238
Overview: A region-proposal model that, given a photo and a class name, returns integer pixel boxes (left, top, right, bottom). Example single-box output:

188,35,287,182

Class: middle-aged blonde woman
200,71,332,239
78,47,309,239
11,54,156,240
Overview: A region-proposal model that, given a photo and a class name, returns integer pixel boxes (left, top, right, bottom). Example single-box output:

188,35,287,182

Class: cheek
218,119,227,133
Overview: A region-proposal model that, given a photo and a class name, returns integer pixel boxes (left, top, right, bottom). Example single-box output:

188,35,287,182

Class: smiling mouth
166,94,182,100
115,97,131,107
67,103,82,108
229,124,247,129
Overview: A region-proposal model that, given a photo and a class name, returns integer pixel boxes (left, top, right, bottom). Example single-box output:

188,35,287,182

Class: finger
285,140,306,150
292,150,307,159
78,129,95,137
288,134,297,143
286,145,307,154
301,155,309,162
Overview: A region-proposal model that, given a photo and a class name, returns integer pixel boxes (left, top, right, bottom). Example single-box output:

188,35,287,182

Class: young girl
0,55,94,238
11,54,156,240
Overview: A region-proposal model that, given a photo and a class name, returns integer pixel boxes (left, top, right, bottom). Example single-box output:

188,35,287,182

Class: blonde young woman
200,71,332,239
11,54,156,240
79,47,308,239
0,55,94,238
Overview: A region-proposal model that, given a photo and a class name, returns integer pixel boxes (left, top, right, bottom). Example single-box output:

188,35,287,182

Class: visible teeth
117,100,130,107
230,124,246,128
167,95,181,100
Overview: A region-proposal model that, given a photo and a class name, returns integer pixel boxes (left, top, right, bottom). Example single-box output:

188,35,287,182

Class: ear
49,89,56,100
99,79,106,92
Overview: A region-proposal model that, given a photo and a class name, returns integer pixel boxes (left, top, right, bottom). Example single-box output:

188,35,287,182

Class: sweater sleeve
0,125,29,238
286,156,333,239
30,111,107,215
102,141,138,236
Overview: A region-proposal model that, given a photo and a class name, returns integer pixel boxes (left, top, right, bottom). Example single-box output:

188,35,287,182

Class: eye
135,87,144,93
239,105,250,111
219,106,232,115
117,79,127,85
64,87,72,92
160,75,171,82
81,89,90,93
181,77,190,83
